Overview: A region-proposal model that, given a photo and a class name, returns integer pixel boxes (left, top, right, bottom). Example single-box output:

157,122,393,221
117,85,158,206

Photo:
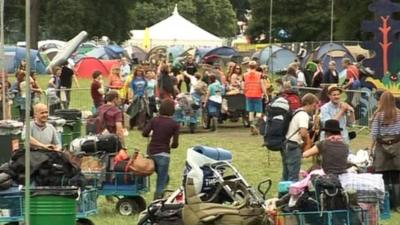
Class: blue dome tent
314,43,355,72
4,46,47,74
259,45,297,73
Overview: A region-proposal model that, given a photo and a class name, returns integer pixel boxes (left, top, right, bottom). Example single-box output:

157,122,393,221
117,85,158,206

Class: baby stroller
173,93,202,133
183,146,270,205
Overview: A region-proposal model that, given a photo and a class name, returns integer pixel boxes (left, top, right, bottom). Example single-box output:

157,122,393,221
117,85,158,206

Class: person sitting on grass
142,99,180,200
303,119,349,175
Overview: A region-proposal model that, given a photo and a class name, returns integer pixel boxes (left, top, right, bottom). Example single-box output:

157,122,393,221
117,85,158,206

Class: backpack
93,105,114,134
263,97,303,151
313,174,349,211
182,178,267,225
282,92,301,111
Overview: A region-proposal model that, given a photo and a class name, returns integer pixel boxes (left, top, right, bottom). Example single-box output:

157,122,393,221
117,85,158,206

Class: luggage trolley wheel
116,196,146,216
76,218,95,225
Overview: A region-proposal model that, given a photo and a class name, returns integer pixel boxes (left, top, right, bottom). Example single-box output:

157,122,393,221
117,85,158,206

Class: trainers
250,125,259,135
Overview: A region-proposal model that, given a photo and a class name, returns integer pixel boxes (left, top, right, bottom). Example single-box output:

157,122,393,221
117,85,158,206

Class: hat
322,119,342,133
327,84,343,95
249,60,258,66
241,57,251,65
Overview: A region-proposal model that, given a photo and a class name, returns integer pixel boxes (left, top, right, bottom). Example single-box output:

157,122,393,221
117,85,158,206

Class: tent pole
24,0,31,224
0,0,5,119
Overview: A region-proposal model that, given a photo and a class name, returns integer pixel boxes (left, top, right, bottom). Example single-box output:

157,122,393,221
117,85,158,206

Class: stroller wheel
116,197,140,216
76,218,95,225
132,196,147,212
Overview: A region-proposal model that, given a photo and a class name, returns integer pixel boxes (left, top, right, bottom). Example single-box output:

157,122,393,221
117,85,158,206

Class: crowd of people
3,53,400,210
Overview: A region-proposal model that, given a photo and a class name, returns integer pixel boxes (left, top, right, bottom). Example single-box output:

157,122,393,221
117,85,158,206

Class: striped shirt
371,112,400,140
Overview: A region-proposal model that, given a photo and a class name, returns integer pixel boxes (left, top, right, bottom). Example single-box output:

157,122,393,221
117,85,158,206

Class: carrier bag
182,178,267,225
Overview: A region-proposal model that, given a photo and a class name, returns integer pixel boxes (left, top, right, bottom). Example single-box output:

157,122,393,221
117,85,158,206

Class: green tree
248,0,333,42
43,0,86,40
215,0,237,37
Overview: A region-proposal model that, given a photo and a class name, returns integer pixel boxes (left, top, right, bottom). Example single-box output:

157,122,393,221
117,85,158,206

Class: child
142,99,180,200
47,66,62,114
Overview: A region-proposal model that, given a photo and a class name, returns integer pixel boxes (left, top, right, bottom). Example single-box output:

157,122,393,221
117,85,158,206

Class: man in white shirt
281,93,319,181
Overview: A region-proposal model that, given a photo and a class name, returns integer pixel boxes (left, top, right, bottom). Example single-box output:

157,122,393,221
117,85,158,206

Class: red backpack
282,92,301,111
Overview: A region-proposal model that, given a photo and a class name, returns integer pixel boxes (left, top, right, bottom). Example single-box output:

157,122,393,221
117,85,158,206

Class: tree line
3,0,397,48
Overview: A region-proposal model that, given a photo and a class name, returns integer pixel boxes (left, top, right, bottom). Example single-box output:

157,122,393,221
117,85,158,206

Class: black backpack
263,97,303,151
313,174,349,211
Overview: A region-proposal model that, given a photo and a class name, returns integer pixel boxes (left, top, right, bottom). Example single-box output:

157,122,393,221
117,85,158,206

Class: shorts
207,100,221,117
246,98,263,113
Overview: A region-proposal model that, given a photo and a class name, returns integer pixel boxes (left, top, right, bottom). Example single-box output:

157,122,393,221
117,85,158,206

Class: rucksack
93,105,114,134
313,174,349,211
182,178,267,225
263,97,303,151
282,92,301,111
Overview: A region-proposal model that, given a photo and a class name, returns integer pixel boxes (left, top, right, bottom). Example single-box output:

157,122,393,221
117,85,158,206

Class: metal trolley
84,171,150,216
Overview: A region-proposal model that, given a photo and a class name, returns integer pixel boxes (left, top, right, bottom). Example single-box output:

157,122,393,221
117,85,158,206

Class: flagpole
24,0,31,224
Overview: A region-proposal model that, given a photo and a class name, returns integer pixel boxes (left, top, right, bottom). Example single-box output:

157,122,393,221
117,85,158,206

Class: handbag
127,151,155,176
376,116,400,158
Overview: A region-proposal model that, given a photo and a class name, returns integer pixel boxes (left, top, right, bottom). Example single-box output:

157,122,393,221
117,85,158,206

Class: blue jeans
281,141,302,182
151,155,170,195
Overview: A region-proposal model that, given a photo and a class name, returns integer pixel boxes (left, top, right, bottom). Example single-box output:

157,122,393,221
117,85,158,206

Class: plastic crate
276,208,370,225
77,188,98,218
0,188,23,222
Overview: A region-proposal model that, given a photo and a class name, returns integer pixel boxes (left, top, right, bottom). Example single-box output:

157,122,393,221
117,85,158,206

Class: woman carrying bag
142,99,180,200
370,91,400,211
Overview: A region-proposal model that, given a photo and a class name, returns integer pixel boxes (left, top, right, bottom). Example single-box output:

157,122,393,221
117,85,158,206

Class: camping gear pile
269,169,384,225
69,133,152,215
0,149,86,190
139,146,272,225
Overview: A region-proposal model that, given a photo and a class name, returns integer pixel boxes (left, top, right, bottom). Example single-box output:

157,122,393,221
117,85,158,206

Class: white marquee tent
128,6,224,49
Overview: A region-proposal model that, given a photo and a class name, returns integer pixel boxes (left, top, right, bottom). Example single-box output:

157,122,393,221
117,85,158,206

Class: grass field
19,75,400,224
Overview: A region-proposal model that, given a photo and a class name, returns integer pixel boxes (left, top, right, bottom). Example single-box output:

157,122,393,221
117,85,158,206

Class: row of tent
3,41,366,77
253,42,364,73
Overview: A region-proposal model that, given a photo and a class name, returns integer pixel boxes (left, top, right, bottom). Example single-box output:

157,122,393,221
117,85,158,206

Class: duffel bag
96,134,122,153
54,109,82,120
127,151,155,176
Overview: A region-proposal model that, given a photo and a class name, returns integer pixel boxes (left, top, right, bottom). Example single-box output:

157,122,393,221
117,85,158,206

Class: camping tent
314,43,355,72
85,44,126,60
200,46,240,64
4,46,47,74
74,57,120,78
125,45,148,64
202,46,239,59
167,46,186,61
129,6,223,48
258,45,297,73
